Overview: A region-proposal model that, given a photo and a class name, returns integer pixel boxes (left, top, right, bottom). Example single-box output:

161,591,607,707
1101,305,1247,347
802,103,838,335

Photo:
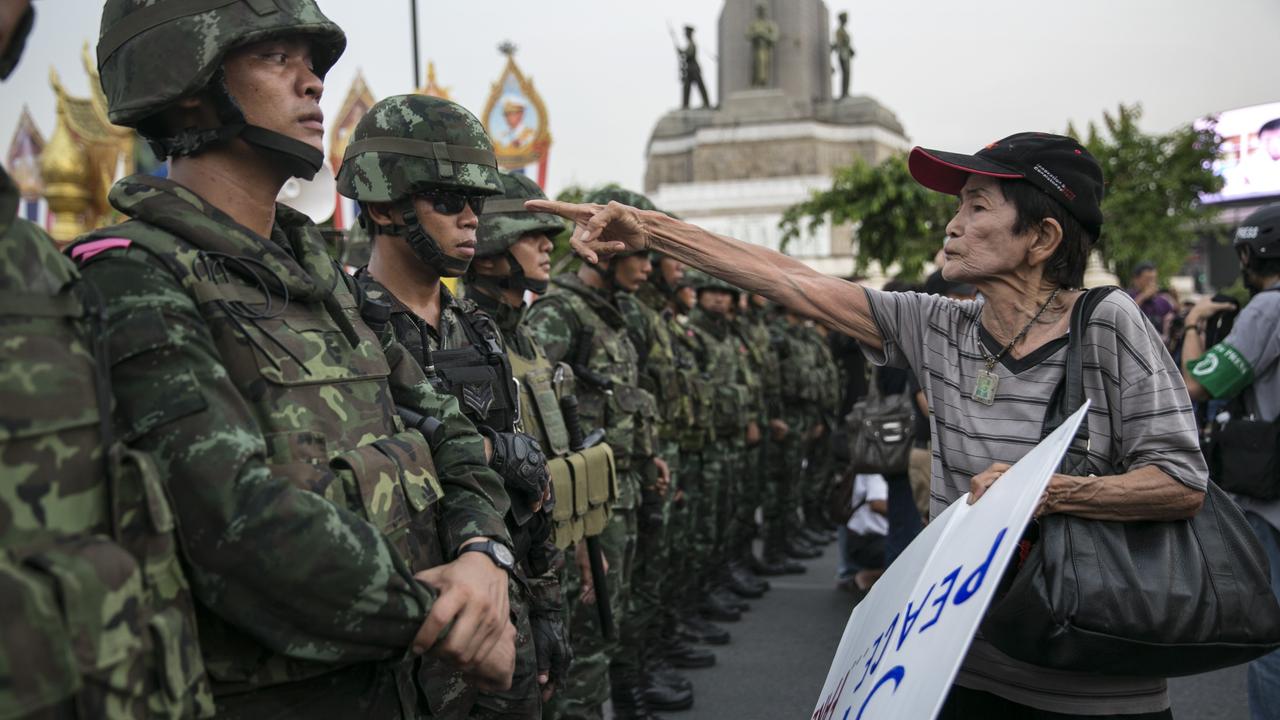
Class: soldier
71,2,515,716
1,1,212,716
798,322,841,543
524,190,671,720
470,170,630,711
765,307,824,569
649,259,735,649
732,294,793,577
339,95,562,719
605,192,716,709
683,271,760,618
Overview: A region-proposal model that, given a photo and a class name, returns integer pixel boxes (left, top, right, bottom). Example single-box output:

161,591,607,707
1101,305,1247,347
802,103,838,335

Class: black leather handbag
844,376,914,475
978,287,1280,677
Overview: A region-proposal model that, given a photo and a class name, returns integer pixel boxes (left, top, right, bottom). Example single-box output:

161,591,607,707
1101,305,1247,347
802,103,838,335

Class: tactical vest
76,226,445,693
689,310,749,433
1,217,213,717
532,280,653,510
672,316,716,451
505,345,615,548
389,296,519,434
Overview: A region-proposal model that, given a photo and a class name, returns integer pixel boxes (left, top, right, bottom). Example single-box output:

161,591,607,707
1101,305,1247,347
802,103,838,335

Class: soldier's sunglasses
417,191,487,216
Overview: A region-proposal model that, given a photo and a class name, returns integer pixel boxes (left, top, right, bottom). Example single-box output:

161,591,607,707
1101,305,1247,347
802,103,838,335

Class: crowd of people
3,2,1279,720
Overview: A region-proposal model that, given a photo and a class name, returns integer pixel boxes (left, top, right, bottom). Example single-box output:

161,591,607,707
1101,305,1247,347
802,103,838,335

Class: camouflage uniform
684,274,751,599
798,323,840,533
73,4,511,717
1,161,214,719
341,96,557,719
731,301,783,566
765,312,813,562
629,274,704,652
526,272,654,720
664,293,721,621
471,170,596,715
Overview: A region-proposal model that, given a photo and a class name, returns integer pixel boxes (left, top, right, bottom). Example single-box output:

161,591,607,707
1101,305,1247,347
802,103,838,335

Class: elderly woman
531,133,1208,719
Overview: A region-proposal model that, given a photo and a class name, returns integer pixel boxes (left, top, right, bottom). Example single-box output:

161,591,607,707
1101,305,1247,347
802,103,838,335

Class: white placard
811,403,1090,720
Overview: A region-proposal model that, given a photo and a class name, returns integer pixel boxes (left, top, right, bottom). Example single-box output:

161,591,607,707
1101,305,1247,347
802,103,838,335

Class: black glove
532,609,573,690
481,428,550,522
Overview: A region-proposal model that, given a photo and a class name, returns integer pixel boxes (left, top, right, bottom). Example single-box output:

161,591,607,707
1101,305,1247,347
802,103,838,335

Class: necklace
972,287,1062,405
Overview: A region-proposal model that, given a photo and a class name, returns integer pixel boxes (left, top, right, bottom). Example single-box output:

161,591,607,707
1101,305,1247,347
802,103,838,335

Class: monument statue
831,11,855,99
746,3,779,88
677,25,712,109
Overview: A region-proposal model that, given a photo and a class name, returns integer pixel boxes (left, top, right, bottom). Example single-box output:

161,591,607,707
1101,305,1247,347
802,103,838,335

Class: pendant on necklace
973,369,999,405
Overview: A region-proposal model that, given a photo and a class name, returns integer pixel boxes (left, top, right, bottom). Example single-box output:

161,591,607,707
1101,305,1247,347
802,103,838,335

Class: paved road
669,541,1250,720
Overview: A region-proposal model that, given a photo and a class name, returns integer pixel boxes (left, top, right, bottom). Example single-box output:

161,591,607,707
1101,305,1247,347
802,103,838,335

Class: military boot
679,615,731,645
641,674,694,712
698,592,742,622
663,637,717,669
648,656,698,688
724,564,766,599
611,683,669,720
712,586,750,613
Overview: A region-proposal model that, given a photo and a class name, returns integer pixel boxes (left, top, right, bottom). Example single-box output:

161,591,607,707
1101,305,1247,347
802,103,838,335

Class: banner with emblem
482,42,552,188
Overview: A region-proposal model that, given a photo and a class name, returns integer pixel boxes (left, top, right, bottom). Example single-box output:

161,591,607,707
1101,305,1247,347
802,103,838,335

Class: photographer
1181,204,1280,720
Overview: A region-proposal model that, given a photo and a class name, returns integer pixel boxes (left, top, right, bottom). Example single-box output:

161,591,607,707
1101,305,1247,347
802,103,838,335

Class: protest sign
811,403,1090,720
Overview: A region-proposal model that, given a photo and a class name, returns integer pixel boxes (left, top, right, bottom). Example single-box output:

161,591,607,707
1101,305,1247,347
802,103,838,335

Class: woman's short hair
1000,178,1096,289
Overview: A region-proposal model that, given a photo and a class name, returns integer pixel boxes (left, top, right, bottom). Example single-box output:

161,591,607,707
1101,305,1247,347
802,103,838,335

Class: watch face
493,543,515,568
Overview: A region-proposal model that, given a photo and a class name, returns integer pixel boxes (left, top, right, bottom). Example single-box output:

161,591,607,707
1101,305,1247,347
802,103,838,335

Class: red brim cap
908,147,1024,195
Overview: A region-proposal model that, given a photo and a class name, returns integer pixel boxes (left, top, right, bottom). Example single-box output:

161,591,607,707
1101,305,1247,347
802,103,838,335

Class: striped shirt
862,288,1208,715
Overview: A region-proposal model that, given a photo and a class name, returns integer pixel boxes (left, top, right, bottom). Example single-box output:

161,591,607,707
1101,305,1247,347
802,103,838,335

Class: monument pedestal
644,0,911,270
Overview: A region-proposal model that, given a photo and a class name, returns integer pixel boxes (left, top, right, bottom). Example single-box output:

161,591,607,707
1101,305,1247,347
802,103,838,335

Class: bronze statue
678,25,711,109
832,11,855,99
746,3,779,88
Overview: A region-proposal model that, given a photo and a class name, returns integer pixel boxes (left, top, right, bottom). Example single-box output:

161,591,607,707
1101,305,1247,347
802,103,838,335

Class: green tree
778,154,953,280
1072,103,1221,282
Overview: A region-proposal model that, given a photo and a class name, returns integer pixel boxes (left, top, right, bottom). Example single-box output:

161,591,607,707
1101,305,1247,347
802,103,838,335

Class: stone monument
647,0,909,275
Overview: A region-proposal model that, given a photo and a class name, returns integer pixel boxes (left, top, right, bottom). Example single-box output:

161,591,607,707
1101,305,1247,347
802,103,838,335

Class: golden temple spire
41,68,91,244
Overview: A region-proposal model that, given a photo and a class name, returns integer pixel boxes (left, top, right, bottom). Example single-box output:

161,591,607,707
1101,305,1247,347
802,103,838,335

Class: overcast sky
4,0,1279,199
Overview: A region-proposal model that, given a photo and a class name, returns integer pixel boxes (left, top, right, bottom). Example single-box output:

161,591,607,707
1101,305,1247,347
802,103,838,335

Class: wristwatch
459,539,516,573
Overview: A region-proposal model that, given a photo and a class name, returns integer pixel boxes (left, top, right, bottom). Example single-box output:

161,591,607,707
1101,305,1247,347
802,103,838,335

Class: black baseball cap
908,132,1105,238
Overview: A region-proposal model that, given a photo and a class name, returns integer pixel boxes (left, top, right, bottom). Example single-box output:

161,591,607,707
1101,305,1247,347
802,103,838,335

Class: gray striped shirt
863,288,1208,715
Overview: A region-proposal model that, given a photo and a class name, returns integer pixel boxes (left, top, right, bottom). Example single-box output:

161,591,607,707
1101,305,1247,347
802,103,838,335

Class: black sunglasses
418,191,487,216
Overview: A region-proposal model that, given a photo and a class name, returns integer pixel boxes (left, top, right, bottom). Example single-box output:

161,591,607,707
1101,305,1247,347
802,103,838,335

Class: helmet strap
582,257,621,289
399,202,471,277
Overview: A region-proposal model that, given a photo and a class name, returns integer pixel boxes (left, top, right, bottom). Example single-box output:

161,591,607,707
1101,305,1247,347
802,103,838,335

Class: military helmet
337,94,502,203
684,268,739,295
97,0,346,128
583,185,658,212
477,171,564,259
582,185,657,260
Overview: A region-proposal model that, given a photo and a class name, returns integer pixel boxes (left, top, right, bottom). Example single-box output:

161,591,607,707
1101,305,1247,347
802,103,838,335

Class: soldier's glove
481,428,550,521
531,608,573,689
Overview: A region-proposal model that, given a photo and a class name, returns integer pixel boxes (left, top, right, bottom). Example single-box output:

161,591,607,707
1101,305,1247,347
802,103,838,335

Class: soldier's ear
364,202,397,227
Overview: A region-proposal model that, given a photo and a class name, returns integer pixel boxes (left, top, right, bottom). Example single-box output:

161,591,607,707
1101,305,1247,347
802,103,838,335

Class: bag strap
1041,286,1119,475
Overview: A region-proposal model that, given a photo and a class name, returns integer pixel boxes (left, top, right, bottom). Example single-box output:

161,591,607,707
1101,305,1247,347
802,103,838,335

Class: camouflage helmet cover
683,268,740,295
583,185,658,212
582,185,657,259
336,94,503,203
477,170,564,258
97,0,346,127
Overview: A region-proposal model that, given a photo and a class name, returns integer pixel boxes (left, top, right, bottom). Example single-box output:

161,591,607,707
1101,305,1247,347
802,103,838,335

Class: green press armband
1188,342,1254,399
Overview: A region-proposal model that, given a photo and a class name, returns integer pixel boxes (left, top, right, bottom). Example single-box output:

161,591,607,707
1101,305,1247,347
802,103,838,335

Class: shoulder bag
976,287,1280,677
